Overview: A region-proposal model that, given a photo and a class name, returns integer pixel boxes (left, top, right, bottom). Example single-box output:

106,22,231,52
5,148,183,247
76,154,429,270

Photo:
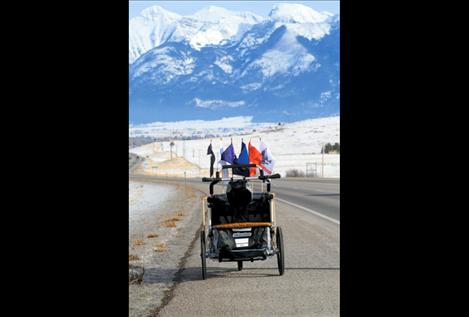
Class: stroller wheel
276,227,285,276
200,230,207,280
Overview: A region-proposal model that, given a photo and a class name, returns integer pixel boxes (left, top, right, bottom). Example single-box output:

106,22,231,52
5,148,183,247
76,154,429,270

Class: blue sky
129,1,340,19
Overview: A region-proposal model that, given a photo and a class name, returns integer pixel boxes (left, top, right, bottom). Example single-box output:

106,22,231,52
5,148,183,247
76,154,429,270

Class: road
129,174,340,316
129,153,143,173
130,175,339,222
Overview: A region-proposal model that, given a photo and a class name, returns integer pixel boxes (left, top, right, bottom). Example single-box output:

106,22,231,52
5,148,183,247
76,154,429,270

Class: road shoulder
129,181,203,317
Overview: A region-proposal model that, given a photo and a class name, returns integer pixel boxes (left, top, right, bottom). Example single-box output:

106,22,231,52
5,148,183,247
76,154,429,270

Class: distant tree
286,169,305,177
170,141,175,159
321,142,340,154
333,143,340,153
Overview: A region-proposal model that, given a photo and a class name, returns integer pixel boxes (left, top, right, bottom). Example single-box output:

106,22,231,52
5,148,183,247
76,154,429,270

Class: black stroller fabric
226,180,252,209
207,193,273,225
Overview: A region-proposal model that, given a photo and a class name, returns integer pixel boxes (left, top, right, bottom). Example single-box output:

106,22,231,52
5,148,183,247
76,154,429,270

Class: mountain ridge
129,4,339,124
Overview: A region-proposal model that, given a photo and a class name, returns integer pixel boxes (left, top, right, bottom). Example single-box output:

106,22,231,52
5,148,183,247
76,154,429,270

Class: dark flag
207,143,215,177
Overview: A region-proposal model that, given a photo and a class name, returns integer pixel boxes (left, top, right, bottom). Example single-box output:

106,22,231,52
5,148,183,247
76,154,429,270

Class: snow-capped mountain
129,3,339,124
129,6,181,64
129,5,263,63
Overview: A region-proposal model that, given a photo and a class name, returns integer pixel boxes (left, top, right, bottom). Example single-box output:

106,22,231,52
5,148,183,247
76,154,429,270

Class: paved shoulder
157,200,339,317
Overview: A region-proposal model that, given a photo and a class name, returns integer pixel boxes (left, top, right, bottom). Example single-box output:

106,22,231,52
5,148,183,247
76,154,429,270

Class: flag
221,143,236,164
220,142,236,178
248,141,262,176
233,141,250,176
207,143,215,177
259,141,275,175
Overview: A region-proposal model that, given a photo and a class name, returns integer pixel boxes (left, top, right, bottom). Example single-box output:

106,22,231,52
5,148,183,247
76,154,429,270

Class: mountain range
129,3,339,124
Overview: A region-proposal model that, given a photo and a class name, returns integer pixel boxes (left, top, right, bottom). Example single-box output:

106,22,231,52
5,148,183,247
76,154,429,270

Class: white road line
277,198,340,225
290,187,330,193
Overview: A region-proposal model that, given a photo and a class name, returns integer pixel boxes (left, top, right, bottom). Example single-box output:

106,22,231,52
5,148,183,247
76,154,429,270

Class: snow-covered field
129,116,273,140
130,116,340,178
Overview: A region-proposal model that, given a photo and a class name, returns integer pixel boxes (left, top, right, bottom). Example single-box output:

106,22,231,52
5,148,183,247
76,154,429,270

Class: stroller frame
200,164,285,279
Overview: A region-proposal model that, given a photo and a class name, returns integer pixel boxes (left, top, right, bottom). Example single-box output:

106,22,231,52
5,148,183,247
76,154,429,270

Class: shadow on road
243,267,340,270
142,266,340,284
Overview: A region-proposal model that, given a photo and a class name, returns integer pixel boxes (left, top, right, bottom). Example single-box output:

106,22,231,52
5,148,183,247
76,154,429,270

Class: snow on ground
129,180,203,317
130,116,340,178
129,182,177,233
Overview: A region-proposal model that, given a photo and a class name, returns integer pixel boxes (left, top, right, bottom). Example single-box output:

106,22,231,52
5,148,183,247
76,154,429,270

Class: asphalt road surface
129,174,340,316
131,175,339,222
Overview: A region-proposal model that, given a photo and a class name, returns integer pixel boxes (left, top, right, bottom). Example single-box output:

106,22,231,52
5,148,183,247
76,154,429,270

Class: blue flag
238,142,249,165
233,141,250,176
221,143,235,164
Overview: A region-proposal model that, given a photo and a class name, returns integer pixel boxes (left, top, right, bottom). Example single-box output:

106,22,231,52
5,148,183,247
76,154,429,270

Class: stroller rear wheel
276,227,285,276
200,230,207,280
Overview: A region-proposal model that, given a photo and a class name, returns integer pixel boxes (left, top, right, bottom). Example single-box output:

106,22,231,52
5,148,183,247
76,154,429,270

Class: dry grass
129,254,140,261
162,220,177,228
161,216,181,228
147,232,159,239
133,239,145,246
153,243,166,252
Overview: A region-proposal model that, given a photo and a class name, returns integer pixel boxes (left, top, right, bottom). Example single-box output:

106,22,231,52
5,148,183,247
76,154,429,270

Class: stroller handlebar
202,165,281,195
259,173,281,180
201,174,281,183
